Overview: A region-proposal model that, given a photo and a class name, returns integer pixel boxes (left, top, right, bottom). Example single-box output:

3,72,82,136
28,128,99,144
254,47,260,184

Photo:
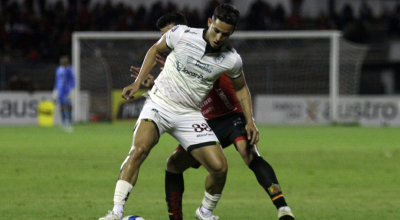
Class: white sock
200,191,221,217
113,180,133,217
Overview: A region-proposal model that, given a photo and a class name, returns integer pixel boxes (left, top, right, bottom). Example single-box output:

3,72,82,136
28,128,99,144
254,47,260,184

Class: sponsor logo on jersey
196,133,215,138
174,60,213,83
194,60,213,73
184,29,198,34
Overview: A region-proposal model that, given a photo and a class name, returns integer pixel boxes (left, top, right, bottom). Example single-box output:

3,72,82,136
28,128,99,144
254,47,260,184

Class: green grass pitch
1,123,400,219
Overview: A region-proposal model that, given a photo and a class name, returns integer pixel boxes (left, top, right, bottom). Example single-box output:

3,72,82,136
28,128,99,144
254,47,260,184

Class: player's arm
130,66,155,88
230,73,259,145
122,35,170,100
129,53,166,88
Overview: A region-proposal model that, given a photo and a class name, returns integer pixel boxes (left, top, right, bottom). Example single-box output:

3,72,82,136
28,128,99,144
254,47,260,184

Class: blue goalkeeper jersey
54,65,75,96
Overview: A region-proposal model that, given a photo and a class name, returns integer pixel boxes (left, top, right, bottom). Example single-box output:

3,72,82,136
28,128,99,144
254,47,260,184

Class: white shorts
137,99,219,152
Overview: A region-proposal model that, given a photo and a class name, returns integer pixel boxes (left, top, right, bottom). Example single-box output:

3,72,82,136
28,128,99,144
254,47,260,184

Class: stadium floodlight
72,30,368,123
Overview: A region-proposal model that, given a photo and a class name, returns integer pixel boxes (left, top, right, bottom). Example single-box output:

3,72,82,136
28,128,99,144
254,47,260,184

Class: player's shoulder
169,24,191,34
221,42,241,61
172,25,204,39
183,26,204,35
222,42,238,54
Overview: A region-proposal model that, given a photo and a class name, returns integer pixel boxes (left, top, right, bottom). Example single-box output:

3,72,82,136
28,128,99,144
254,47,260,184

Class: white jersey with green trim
146,25,243,116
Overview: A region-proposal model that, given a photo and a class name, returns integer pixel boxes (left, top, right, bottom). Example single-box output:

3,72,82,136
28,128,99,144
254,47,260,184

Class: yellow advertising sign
112,89,148,121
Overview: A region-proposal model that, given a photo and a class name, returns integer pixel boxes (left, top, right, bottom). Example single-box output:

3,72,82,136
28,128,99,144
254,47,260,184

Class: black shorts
206,112,247,148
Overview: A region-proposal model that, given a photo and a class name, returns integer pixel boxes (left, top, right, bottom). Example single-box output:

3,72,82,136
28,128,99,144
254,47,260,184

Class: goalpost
72,30,368,123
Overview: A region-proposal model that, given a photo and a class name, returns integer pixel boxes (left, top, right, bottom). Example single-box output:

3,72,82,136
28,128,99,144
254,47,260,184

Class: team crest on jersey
214,54,225,64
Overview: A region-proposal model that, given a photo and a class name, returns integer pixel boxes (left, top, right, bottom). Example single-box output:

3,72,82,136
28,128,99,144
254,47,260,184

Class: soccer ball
122,215,145,220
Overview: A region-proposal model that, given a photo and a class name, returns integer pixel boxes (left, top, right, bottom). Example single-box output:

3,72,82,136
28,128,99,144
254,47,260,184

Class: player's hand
122,82,140,100
129,66,155,87
155,53,166,66
246,121,259,145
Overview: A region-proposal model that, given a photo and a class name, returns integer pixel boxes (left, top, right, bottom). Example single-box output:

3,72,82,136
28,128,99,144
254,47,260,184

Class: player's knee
208,160,228,179
236,141,256,166
130,143,150,161
166,154,181,173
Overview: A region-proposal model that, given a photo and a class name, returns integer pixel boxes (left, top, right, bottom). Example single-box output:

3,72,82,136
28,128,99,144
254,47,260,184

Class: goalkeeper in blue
53,55,75,132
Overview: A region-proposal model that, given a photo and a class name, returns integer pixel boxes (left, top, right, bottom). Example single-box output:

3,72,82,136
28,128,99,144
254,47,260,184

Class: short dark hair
156,12,187,29
212,3,240,26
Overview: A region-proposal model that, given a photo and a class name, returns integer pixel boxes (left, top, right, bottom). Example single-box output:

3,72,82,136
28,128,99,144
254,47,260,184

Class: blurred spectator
328,11,340,29
343,20,369,43
316,11,329,30
77,1,91,30
204,0,219,23
247,0,272,30
7,75,23,90
287,12,302,30
1,0,8,9
340,4,354,29
149,1,165,30
135,5,150,30
291,0,303,15
21,75,39,93
272,4,286,29
359,1,372,25
389,5,400,36
26,46,41,60
183,7,202,28
165,1,177,13
287,0,303,30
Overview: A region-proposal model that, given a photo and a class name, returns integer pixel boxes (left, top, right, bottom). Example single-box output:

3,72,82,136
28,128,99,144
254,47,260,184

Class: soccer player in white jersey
130,12,295,220
99,4,258,220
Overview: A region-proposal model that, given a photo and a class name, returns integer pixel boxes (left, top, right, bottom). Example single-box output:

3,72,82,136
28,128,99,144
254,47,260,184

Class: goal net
72,31,368,123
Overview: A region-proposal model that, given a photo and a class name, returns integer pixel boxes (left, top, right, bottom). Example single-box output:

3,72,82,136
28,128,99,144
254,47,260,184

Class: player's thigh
235,140,260,166
58,95,71,106
169,115,226,172
133,119,159,151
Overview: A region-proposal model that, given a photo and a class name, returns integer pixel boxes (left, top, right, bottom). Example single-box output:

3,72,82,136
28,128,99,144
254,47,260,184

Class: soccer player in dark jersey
130,11,295,220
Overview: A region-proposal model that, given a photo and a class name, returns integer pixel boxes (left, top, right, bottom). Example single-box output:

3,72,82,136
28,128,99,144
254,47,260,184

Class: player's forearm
134,45,158,86
235,86,255,124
